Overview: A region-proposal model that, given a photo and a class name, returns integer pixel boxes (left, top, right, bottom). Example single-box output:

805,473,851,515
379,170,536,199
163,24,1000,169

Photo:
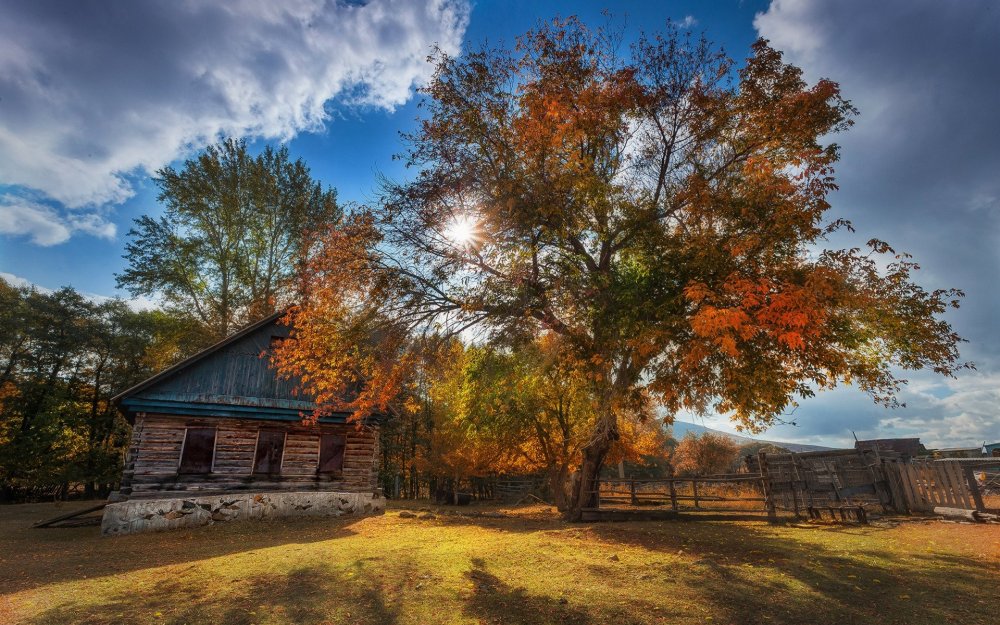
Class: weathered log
933,506,998,522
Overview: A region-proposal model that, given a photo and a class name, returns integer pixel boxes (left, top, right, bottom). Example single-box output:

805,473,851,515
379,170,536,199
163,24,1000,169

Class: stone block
101,491,385,536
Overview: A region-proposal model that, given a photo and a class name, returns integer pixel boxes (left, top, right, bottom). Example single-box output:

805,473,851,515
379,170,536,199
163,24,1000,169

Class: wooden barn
101,312,384,536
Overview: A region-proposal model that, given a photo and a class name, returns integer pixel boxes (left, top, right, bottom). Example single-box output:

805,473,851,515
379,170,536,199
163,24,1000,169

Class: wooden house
854,438,924,460
101,312,384,536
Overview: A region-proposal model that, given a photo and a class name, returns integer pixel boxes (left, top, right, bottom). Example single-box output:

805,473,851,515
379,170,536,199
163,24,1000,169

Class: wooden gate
884,459,996,513
887,460,966,512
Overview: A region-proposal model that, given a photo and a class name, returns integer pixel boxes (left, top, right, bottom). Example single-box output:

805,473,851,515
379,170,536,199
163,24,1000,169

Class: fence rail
593,475,768,514
589,454,1000,522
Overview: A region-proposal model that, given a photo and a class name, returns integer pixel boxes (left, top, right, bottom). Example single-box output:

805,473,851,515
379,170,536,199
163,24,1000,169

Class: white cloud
0,196,71,246
0,0,469,242
740,0,1000,449
691,372,1000,450
679,15,698,29
0,194,116,246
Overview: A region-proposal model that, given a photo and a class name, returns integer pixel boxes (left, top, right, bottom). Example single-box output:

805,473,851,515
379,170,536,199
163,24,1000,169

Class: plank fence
886,458,999,513
587,452,1000,522
595,474,766,512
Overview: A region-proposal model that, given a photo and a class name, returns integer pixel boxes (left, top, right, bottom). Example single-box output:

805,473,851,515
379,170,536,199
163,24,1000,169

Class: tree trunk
566,438,612,521
565,383,621,521
548,465,570,511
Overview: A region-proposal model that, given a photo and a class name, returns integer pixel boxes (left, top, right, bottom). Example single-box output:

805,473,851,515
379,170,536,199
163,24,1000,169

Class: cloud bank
0,0,469,243
748,0,1000,447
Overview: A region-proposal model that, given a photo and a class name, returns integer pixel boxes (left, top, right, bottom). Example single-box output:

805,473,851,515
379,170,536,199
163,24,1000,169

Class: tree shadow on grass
1,509,368,594
25,563,401,625
589,520,999,625
463,557,591,625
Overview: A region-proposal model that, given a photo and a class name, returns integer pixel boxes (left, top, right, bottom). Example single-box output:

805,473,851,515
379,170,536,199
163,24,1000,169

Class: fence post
692,480,700,508
882,461,910,514
758,452,777,521
669,478,678,511
630,479,638,505
789,453,802,519
964,466,986,512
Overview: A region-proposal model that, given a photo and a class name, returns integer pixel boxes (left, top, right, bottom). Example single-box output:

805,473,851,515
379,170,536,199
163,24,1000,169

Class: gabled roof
112,310,287,405
855,438,923,457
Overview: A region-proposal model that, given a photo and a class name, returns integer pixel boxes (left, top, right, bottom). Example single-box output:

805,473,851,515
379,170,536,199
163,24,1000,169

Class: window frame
177,426,218,475
317,432,346,475
252,428,287,476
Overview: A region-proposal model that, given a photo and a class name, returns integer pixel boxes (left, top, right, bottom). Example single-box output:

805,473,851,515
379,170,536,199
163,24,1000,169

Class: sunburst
444,214,481,249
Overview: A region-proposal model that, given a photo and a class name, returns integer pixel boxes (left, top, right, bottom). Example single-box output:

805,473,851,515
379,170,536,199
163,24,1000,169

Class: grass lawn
1,501,998,625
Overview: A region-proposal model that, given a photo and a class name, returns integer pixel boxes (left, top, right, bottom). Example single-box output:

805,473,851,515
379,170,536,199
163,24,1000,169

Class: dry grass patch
1,501,998,625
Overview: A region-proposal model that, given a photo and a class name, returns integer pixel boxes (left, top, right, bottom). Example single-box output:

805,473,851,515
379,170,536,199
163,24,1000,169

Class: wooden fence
596,474,766,513
588,452,999,522
885,459,999,513
756,449,896,519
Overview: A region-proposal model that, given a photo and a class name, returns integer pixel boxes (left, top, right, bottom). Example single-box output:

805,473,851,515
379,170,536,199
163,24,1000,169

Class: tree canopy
117,138,339,340
0,278,202,500
276,18,967,519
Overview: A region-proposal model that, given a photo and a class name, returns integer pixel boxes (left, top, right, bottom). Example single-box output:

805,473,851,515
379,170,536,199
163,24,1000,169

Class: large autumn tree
277,19,967,520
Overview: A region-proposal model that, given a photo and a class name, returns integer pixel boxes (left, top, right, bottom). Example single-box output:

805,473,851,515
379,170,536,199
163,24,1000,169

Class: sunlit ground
1,501,998,625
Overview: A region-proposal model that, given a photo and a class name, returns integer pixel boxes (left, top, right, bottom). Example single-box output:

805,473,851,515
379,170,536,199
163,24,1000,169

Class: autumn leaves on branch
273,17,968,518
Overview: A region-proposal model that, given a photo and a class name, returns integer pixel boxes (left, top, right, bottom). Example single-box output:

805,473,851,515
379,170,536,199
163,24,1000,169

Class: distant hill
669,420,834,453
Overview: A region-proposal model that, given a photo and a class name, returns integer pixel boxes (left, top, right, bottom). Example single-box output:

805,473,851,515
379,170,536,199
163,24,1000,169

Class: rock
399,511,417,518
558,597,568,605
163,510,187,520
609,554,620,562
419,512,437,520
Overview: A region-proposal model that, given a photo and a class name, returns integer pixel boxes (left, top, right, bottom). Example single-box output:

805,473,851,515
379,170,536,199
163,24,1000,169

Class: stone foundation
101,491,384,536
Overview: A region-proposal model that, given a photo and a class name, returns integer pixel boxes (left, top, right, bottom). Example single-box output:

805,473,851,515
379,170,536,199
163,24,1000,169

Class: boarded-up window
254,430,285,474
179,427,216,474
318,433,346,474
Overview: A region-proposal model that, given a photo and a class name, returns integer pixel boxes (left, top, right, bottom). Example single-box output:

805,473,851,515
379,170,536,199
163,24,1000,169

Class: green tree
0,277,201,500
280,19,968,520
117,138,339,339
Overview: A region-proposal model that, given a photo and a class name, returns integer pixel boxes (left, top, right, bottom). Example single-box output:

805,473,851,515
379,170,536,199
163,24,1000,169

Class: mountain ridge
669,420,834,453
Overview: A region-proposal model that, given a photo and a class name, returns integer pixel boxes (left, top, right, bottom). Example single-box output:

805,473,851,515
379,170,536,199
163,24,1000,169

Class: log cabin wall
127,413,379,500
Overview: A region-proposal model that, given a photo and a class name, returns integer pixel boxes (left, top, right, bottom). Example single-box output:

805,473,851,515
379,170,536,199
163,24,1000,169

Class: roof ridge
111,309,288,404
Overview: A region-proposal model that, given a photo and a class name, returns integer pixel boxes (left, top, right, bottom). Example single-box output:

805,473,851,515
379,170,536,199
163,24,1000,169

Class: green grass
1,501,998,625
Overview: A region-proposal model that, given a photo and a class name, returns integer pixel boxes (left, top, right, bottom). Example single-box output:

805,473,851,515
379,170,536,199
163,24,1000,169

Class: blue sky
1,0,998,448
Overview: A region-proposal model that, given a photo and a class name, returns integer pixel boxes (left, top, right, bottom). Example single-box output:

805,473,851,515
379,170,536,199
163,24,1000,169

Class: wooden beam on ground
32,503,107,528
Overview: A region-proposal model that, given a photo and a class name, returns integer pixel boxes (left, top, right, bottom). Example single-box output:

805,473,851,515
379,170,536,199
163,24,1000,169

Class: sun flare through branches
443,214,482,249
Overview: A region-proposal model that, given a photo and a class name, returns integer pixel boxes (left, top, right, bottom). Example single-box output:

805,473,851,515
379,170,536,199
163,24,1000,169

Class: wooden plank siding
135,321,304,406
128,413,379,500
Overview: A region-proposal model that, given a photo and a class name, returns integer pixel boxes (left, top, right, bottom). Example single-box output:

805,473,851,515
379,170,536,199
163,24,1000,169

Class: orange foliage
271,213,416,423
673,432,740,476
